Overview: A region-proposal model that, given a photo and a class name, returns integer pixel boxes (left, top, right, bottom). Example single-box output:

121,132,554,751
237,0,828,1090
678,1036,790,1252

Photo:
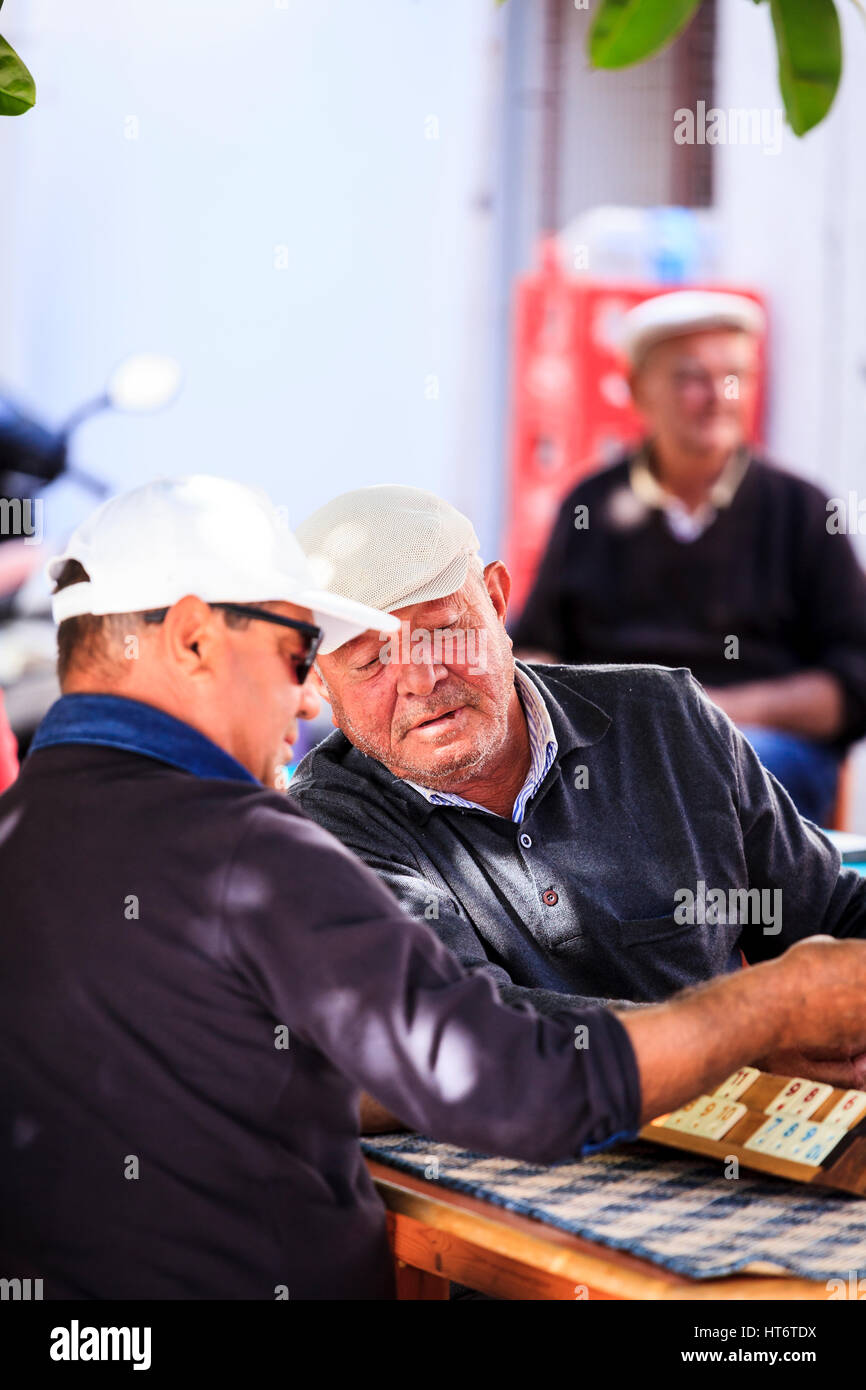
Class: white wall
714,0,866,825
714,0,866,512
0,0,501,545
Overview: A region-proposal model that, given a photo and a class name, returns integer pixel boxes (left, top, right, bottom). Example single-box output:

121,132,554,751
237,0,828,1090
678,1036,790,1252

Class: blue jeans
738,726,842,826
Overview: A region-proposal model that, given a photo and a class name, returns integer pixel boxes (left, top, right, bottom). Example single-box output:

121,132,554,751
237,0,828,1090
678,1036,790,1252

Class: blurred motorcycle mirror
106,354,183,413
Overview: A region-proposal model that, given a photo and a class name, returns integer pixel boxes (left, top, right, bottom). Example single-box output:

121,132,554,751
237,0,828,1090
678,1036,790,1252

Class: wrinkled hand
756,1047,866,1092
771,937,866,1060
701,684,766,725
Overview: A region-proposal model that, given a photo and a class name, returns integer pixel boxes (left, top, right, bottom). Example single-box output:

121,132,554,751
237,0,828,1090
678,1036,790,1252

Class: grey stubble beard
328,680,512,790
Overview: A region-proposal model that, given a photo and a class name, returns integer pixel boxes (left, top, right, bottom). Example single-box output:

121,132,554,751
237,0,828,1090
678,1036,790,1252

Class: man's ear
310,661,342,728
483,561,512,624
161,595,222,674
628,368,644,410
310,662,329,700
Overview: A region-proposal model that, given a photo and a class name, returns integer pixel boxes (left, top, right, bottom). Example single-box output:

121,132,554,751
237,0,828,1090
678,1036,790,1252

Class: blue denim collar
29,693,259,784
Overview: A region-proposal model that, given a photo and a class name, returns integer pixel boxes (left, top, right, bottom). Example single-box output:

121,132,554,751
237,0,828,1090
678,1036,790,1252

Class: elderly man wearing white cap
13,474,866,1298
513,289,866,826
292,482,866,1132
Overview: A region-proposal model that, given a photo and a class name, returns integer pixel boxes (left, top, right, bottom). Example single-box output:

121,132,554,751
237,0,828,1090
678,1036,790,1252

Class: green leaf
769,0,841,135
589,0,702,69
0,33,35,115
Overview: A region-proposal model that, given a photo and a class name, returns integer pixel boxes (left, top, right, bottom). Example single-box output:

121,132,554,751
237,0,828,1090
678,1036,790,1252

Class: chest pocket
610,909,742,974
610,912,698,947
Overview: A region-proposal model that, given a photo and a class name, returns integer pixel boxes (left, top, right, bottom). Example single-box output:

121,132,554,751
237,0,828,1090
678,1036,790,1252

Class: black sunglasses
143,602,324,684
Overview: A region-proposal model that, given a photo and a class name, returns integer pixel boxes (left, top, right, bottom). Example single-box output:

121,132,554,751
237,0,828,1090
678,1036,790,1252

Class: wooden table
366,1158,833,1301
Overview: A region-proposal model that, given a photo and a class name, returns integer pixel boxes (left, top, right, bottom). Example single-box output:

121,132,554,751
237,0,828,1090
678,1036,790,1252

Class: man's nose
710,375,729,405
297,680,321,720
395,659,448,698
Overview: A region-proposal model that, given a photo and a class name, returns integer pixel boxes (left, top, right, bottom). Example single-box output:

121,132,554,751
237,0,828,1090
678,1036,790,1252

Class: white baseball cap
621,290,765,366
296,484,481,651
47,474,399,654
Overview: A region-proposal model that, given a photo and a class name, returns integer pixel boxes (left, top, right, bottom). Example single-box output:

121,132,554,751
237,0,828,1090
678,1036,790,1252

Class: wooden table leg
387,1213,450,1299
394,1259,450,1300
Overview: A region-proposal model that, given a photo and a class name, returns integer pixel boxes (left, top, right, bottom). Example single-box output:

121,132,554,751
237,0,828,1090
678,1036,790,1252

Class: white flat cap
47,474,399,654
621,290,765,366
296,485,481,653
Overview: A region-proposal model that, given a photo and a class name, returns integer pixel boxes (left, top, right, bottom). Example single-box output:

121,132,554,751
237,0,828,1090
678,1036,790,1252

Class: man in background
513,291,866,824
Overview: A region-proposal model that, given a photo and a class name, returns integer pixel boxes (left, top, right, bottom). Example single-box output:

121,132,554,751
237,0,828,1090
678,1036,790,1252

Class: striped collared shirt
406,667,558,824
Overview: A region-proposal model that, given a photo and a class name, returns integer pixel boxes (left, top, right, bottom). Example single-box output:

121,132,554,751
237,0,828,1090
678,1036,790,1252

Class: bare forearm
618,958,790,1123
704,671,845,738
359,938,866,1138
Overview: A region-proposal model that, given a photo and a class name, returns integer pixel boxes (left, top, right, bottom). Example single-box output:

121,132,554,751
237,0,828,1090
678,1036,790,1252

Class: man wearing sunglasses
4,473,866,1301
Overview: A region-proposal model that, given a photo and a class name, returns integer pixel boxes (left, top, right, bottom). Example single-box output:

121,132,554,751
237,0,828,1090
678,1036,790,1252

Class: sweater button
519,832,532,849
542,889,559,907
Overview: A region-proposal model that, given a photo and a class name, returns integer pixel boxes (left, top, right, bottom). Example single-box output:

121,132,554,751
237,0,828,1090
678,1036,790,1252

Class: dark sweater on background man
512,454,866,749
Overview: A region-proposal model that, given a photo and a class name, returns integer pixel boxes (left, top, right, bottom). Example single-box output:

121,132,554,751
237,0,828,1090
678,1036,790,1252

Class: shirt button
519,832,532,849
542,889,559,907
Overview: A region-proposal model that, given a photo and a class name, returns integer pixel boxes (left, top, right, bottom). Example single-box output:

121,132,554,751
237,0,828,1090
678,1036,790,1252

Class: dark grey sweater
511,454,866,751
291,662,866,1018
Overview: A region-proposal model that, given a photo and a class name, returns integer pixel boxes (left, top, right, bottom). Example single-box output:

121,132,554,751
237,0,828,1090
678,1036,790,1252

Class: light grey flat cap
621,290,765,367
296,484,481,653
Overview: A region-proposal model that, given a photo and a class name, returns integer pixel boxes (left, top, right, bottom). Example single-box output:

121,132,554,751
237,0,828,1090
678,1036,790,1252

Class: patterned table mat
362,1133,866,1283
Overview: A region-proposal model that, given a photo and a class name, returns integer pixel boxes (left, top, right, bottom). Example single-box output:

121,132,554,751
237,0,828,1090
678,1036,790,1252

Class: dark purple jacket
0,694,639,1299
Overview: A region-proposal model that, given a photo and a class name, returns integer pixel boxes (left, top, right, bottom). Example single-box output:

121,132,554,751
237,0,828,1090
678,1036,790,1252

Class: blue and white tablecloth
363,1133,866,1283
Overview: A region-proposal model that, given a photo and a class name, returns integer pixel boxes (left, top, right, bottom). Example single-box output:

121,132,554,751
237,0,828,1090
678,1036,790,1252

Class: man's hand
701,671,845,739
621,935,866,1124
756,1048,866,1091
771,937,866,1057
513,648,559,666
